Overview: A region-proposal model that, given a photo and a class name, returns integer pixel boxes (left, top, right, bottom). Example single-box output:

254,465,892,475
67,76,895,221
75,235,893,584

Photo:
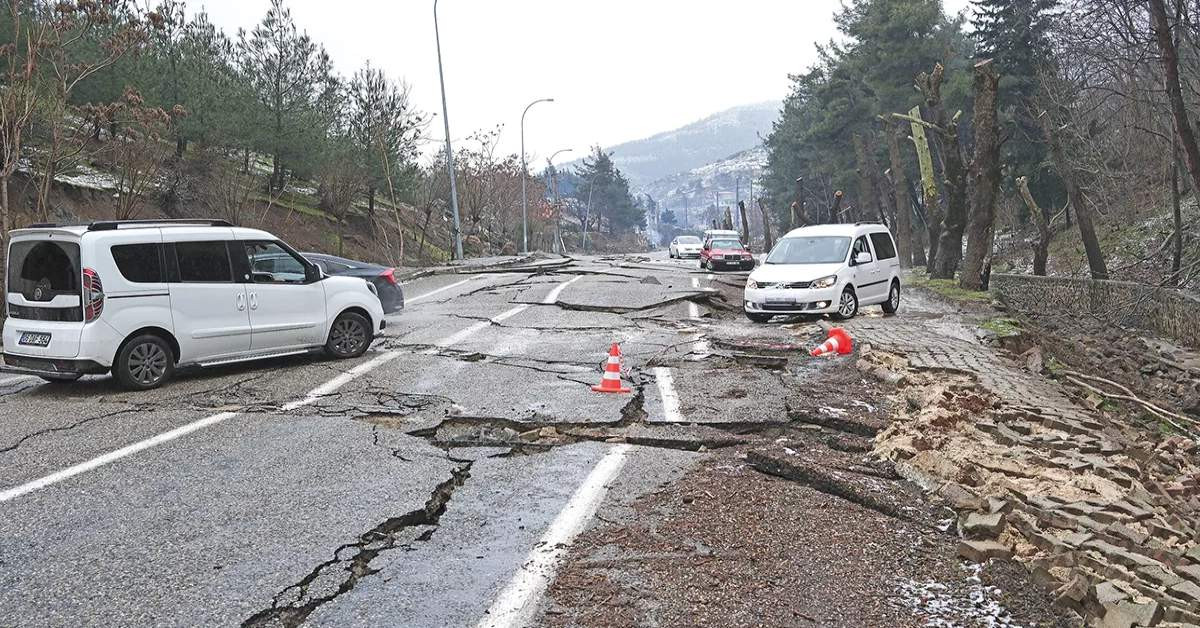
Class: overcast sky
194,0,971,166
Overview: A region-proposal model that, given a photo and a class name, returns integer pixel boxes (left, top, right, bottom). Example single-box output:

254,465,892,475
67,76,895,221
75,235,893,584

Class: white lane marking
1,351,397,504
688,277,701,319
477,444,633,628
430,304,529,351
1,278,577,503
542,276,581,304
653,367,685,423
407,279,471,304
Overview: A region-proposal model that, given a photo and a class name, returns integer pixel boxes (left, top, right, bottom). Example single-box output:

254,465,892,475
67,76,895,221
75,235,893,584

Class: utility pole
433,0,463,260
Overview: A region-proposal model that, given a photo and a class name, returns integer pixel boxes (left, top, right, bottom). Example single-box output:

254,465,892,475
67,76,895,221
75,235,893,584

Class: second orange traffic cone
811,327,854,357
592,343,632,393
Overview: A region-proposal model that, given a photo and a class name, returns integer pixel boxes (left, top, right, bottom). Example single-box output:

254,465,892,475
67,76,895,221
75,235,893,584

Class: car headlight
811,275,837,289
746,280,758,289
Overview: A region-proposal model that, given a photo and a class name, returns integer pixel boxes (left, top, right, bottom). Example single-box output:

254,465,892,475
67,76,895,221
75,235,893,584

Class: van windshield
8,240,81,302
676,236,700,244
765,237,851,265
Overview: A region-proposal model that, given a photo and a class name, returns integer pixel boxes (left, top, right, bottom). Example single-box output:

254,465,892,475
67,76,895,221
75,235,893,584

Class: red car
700,236,755,271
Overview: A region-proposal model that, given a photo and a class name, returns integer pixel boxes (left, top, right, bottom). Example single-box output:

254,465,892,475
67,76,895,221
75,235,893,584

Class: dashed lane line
406,278,472,304
0,277,577,504
478,362,688,627
542,275,581,305
477,444,633,628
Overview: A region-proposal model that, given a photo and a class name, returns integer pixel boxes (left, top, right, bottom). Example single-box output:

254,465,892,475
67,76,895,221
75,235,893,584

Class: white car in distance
3,219,387,390
743,223,901,323
668,235,703,259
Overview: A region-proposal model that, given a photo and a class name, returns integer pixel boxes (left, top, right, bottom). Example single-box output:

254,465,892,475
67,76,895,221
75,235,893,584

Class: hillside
574,102,777,187
640,146,767,229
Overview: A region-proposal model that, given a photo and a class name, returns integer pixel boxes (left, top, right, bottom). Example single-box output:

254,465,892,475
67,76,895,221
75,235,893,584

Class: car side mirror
306,264,323,283
854,252,872,265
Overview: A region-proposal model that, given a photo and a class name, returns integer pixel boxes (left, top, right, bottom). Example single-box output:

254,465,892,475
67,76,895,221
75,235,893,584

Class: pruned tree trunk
737,200,751,247
790,177,806,229
1171,146,1183,285
886,122,913,267
1017,176,1051,276
960,59,1001,291
1039,108,1107,279
912,68,947,275
830,190,844,222
757,197,774,252
852,133,876,223
931,111,968,280
1150,0,1200,214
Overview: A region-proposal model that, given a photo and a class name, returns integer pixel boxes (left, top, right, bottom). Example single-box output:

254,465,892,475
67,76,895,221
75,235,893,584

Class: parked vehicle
302,253,404,314
703,228,741,242
742,222,901,323
2,219,386,390
699,236,755,271
668,236,702,259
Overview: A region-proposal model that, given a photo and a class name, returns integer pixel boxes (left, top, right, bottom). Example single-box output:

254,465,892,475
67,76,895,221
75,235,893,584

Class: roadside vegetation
762,0,1200,295
0,0,648,272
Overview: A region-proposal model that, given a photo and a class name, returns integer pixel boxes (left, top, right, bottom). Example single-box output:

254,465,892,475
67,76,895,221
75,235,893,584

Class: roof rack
853,221,884,226
87,219,234,231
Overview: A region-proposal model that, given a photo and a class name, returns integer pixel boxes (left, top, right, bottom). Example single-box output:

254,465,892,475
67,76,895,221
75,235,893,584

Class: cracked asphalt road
0,252,756,627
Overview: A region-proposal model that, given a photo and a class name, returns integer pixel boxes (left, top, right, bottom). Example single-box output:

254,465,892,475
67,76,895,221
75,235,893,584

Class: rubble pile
868,353,1200,627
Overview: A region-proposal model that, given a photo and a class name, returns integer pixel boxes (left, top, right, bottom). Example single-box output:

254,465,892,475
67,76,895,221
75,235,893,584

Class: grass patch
980,317,1022,337
906,273,992,303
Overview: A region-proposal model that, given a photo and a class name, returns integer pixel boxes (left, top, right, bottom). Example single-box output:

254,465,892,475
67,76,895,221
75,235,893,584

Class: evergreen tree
572,148,642,235
971,0,1062,213
347,62,427,220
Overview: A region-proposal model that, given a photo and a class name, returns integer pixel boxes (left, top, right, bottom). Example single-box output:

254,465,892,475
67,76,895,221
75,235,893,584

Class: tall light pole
433,0,463,260
547,148,573,253
520,97,554,254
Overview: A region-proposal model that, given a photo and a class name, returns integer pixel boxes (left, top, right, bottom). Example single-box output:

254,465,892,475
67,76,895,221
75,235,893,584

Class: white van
743,223,901,322
3,219,386,389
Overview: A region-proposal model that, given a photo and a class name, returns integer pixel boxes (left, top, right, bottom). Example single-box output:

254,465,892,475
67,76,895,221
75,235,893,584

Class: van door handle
236,293,246,311
249,292,258,310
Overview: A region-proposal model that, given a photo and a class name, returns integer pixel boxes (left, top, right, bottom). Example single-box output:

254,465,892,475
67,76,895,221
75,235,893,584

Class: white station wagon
3,219,386,389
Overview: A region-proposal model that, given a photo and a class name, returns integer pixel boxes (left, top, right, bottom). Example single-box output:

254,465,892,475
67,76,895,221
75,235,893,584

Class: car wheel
745,311,773,323
705,259,716,271
39,374,82,384
832,287,859,320
881,281,901,315
326,311,372,359
115,334,175,390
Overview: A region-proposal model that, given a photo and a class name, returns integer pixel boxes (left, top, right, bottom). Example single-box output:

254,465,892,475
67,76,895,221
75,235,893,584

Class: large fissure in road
241,463,472,628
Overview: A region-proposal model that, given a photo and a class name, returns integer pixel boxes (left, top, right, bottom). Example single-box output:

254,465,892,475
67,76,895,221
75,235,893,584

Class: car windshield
677,236,700,244
765,236,851,264
710,239,743,250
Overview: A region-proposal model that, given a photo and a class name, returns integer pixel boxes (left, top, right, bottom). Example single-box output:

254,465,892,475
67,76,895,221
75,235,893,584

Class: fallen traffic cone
592,343,632,393
810,327,854,357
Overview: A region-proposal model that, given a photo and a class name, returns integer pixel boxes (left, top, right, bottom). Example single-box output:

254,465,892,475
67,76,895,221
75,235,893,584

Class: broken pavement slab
958,540,1014,563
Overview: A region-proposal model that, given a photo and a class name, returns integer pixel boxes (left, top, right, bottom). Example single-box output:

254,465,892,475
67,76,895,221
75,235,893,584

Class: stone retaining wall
990,273,1200,349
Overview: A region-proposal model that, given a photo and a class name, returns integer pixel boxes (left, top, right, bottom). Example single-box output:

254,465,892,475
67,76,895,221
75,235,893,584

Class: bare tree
0,1,47,250
885,120,914,267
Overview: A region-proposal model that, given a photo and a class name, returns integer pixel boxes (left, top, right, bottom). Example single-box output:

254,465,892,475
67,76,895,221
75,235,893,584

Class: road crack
0,405,141,455
241,462,472,627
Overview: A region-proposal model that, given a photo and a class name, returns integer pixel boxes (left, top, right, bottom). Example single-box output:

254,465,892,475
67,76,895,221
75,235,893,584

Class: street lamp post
547,148,573,253
433,0,463,260
520,97,554,254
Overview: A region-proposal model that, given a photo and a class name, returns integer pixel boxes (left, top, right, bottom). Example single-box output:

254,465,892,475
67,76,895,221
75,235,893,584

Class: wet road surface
0,252,755,627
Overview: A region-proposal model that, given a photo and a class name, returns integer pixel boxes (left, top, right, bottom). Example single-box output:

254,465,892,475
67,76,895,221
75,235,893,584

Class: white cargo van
3,219,386,389
743,223,902,322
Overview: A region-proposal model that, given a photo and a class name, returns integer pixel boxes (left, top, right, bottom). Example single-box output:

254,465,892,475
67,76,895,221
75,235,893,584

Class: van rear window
111,244,163,283
869,233,897,260
7,240,80,302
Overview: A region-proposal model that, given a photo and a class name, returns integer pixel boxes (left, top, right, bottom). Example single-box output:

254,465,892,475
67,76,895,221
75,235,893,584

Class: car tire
706,259,716,271
745,311,773,323
832,287,859,321
114,334,175,390
881,281,900,315
325,311,372,359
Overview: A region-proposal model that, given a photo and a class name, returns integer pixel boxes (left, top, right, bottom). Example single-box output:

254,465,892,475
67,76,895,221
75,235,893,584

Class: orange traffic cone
592,343,632,393
810,327,854,357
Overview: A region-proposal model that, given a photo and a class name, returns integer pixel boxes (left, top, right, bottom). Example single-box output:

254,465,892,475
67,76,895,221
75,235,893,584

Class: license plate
19,332,51,347
767,298,795,305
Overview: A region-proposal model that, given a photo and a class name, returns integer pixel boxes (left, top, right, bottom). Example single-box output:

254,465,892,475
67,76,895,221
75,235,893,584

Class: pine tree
971,0,1061,213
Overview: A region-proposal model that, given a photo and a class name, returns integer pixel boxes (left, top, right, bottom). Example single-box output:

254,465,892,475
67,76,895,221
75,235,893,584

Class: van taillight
82,268,104,322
